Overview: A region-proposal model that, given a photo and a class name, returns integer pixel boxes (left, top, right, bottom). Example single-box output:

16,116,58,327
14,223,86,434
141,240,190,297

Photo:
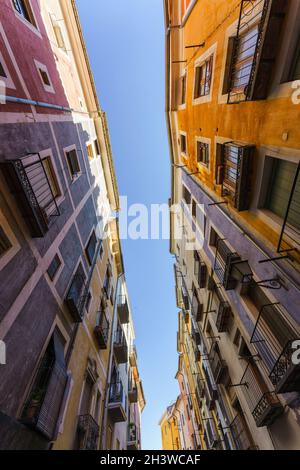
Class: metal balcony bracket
206,336,221,341
259,255,291,264
255,278,283,290
228,382,248,389
208,201,228,207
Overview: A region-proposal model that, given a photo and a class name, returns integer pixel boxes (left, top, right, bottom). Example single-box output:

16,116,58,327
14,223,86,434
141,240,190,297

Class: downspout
99,272,123,450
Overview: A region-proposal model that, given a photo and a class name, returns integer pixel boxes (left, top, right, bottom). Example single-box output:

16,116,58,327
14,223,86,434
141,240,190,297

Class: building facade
165,0,300,450
0,0,144,450
159,403,182,450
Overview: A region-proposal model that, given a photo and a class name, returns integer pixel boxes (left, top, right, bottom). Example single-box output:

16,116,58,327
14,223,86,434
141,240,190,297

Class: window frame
85,230,98,266
12,0,40,36
179,131,188,158
195,136,211,169
47,253,64,283
34,60,55,94
0,210,21,270
193,44,216,105
0,51,16,90
64,145,81,181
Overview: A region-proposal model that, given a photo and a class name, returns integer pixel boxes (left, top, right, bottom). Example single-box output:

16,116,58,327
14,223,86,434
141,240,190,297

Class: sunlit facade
165,0,300,450
0,0,144,450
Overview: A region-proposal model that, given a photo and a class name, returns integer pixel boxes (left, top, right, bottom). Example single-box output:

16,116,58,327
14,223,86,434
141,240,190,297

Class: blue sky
77,0,179,449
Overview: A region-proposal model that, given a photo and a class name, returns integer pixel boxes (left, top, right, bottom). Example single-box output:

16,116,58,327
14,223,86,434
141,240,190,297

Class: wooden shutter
36,331,67,440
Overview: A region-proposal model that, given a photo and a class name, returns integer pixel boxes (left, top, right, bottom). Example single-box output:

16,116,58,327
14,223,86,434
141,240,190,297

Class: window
35,61,54,93
0,62,7,78
87,143,94,161
39,69,50,87
47,254,62,281
264,158,300,230
0,226,12,258
86,231,97,265
209,226,220,248
13,0,36,26
42,157,60,199
85,292,92,312
182,186,191,205
66,149,80,178
222,37,236,95
194,55,213,99
179,74,187,106
180,133,187,155
192,199,197,219
21,330,67,440
197,141,209,166
290,36,300,80
95,392,102,422
94,139,101,156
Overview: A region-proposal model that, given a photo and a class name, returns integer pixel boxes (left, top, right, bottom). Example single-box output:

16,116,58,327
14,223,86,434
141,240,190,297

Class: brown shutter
35,331,67,440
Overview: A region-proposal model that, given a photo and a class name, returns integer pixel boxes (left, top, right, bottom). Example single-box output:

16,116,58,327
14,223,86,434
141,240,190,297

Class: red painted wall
0,0,69,114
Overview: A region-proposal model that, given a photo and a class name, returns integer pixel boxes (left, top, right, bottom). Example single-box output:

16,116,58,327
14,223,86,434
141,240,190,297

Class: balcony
210,346,229,385
127,423,139,450
214,239,253,290
277,161,300,271
241,363,283,427
128,381,138,404
129,346,138,368
216,302,232,333
0,154,60,238
65,271,88,323
108,381,127,423
194,348,201,363
250,303,300,393
228,0,287,104
77,414,99,450
229,414,256,450
221,143,254,211
117,295,130,324
21,362,67,441
94,311,109,349
192,300,204,323
113,329,128,364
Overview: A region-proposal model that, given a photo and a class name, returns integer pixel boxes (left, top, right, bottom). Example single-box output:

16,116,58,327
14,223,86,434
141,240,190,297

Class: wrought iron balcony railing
21,361,68,441
250,303,300,393
241,363,283,428
94,311,109,349
117,295,130,324
229,414,256,450
128,379,138,404
0,153,60,237
108,381,127,423
228,0,287,103
127,423,139,450
65,272,89,323
221,143,254,211
214,239,241,290
209,345,229,385
77,414,99,450
113,328,128,364
277,161,300,271
129,345,138,368
216,301,232,333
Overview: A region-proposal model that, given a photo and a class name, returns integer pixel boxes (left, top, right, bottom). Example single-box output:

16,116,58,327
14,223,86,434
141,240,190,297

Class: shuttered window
22,330,67,440
0,226,12,258
265,159,300,230
182,185,191,205
80,376,94,416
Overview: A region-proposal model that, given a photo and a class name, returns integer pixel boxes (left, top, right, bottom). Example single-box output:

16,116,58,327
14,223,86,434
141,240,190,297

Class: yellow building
166,0,300,450
159,403,182,451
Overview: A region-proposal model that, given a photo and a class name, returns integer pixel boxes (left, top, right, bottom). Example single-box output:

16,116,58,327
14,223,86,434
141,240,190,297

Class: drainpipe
99,272,123,450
